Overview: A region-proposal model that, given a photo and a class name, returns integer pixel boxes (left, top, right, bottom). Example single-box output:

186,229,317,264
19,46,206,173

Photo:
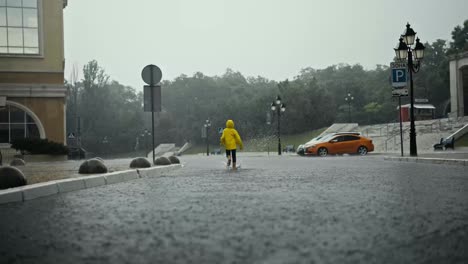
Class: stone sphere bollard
168,156,180,164
0,166,27,190
10,158,26,166
79,158,108,174
129,157,151,168
154,157,171,166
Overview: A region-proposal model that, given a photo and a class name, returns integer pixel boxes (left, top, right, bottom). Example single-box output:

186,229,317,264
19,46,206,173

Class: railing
385,126,411,152
383,117,468,152
354,117,467,153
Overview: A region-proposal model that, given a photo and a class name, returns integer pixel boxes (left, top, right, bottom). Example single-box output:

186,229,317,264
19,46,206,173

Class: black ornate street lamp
394,23,425,157
344,93,354,123
141,128,151,155
102,136,109,155
271,95,286,155
204,119,211,156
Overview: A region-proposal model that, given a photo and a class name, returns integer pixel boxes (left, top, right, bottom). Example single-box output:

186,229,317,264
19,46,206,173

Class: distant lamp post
394,23,425,157
141,128,151,155
204,119,211,156
102,136,109,154
344,93,354,123
266,111,272,155
271,95,286,155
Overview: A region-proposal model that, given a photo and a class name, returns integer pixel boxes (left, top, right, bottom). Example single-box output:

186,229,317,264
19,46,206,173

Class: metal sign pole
399,96,404,157
206,127,209,156
278,109,281,155
391,62,409,157
150,67,155,164
141,64,162,164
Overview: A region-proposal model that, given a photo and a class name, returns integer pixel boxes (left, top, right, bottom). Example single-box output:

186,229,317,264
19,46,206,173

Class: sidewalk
6,158,137,185
383,147,468,166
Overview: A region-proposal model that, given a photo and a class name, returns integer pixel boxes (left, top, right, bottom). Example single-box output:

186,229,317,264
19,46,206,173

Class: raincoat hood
226,119,235,128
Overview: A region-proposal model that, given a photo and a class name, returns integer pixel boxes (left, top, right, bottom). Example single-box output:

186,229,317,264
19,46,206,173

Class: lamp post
204,119,211,156
271,95,286,155
344,93,354,123
102,136,109,155
141,128,151,156
394,23,425,157
266,111,271,156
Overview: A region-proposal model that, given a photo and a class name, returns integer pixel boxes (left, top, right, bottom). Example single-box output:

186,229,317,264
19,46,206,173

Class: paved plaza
1,158,137,184
0,154,467,263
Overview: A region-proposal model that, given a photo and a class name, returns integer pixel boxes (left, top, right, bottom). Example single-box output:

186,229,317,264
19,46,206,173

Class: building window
0,105,39,143
0,0,39,55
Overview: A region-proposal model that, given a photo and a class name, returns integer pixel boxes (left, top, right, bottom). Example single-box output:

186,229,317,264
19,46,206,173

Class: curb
0,164,183,205
384,156,467,166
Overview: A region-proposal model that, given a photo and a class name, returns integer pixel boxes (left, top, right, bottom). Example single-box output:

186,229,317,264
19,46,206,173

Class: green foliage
67,61,145,154
448,19,468,55
364,102,382,113
11,138,69,155
413,39,450,116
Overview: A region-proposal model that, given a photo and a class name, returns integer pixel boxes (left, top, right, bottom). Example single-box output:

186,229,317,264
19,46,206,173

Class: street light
102,136,109,155
394,23,425,157
204,119,211,156
344,93,354,123
141,128,151,156
271,95,286,155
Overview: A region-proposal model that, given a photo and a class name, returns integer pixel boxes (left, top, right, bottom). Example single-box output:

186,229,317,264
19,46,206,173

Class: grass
455,133,468,147
183,128,326,154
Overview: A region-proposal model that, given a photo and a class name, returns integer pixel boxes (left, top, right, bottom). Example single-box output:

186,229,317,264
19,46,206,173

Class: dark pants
226,149,236,163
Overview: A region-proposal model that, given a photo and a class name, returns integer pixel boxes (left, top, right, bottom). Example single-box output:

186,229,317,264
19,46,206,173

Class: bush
154,157,171,166
79,158,108,174
130,157,151,168
11,138,68,155
0,166,27,189
168,156,180,164
10,158,26,166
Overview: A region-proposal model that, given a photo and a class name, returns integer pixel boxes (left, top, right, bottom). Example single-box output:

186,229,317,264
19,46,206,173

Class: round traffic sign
141,64,162,85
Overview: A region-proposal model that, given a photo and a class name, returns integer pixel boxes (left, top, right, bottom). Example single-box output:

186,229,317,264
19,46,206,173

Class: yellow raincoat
220,120,243,150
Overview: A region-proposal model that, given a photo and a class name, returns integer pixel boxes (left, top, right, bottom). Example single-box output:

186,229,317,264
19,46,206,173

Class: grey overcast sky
64,0,468,89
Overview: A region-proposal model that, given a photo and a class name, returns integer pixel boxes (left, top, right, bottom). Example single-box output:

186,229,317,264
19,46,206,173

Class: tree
66,60,145,154
363,102,383,123
448,19,468,55
412,39,450,116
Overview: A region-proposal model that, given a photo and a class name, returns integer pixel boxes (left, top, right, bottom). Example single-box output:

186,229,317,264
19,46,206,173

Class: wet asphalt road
0,154,467,264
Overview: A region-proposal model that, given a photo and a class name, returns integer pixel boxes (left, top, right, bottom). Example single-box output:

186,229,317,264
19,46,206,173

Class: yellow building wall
9,97,65,144
0,72,63,84
0,0,65,73
0,0,66,145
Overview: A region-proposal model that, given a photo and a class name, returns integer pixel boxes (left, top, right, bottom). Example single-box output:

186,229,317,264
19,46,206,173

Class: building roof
398,104,436,110
448,51,468,61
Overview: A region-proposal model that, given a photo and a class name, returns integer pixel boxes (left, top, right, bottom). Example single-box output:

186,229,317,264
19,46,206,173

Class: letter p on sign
392,68,407,88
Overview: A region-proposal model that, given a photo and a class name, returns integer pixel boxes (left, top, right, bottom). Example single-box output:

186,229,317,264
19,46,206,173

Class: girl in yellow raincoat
220,119,243,170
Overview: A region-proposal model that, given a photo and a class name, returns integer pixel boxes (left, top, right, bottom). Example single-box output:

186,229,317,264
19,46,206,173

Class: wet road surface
1,155,467,263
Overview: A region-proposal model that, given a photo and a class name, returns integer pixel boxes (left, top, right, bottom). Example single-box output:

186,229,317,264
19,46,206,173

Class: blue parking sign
390,62,407,88
392,68,407,87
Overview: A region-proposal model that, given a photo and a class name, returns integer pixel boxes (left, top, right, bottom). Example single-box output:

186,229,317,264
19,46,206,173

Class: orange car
305,133,374,157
